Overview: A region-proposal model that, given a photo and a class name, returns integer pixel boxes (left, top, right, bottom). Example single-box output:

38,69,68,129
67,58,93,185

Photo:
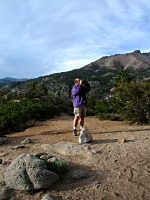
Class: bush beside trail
91,68,150,123
0,97,67,135
0,68,150,135
94,82,150,123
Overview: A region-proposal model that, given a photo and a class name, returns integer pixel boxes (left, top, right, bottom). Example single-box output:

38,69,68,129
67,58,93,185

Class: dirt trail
0,115,150,200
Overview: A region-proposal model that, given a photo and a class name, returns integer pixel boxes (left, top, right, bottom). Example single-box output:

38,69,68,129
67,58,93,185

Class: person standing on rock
71,78,91,136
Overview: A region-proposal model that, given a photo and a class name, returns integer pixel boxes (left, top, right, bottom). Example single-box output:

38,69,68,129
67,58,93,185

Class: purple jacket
72,84,86,108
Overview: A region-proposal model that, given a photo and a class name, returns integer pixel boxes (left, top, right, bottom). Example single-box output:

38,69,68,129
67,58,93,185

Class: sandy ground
0,115,150,200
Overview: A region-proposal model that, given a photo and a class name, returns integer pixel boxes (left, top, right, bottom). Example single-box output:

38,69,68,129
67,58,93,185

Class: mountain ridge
85,50,150,70
0,50,150,100
1,50,150,82
0,77,28,87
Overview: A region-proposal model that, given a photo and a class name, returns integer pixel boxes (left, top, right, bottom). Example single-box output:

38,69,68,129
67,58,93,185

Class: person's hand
79,79,83,85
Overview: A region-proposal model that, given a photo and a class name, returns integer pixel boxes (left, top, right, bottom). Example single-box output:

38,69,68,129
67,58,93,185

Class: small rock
21,138,33,144
40,155,50,160
41,194,61,200
34,152,48,158
11,145,26,149
118,138,127,143
90,149,101,154
41,194,54,200
47,157,58,163
71,169,90,180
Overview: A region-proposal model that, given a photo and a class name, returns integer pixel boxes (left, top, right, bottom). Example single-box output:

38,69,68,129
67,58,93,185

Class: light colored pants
74,105,86,117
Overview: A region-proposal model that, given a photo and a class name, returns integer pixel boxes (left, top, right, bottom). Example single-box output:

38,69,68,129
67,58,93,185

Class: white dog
79,127,92,144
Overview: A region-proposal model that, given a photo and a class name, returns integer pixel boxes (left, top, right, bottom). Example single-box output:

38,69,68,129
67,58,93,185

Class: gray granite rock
41,142,92,157
5,154,33,191
25,155,59,189
5,154,59,191
21,138,33,144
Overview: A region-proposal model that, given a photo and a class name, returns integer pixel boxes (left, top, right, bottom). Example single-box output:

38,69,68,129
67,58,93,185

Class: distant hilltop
0,49,150,101
0,77,28,87
1,50,150,88
85,50,150,70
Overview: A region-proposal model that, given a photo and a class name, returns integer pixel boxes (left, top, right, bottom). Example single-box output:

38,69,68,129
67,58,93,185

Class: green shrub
45,157,69,174
112,82,150,123
97,113,122,121
0,98,62,134
93,81,150,123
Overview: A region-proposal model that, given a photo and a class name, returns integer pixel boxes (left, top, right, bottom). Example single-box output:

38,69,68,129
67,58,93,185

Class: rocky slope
0,50,150,100
92,50,150,69
0,77,28,87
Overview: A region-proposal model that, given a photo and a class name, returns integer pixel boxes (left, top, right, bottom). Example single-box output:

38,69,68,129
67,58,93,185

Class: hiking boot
73,129,77,136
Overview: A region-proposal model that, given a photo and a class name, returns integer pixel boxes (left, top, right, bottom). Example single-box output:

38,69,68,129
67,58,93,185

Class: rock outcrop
5,154,59,191
40,142,93,157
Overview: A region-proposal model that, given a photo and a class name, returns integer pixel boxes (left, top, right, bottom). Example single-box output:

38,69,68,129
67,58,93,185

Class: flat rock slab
40,142,93,157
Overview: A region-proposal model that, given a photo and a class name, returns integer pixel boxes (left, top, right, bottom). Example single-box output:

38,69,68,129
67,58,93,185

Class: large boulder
5,154,59,191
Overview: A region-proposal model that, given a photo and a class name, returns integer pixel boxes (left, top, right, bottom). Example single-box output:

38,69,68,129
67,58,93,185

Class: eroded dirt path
0,115,150,200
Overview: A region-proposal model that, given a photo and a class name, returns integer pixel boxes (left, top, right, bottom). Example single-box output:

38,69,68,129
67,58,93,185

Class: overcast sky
0,0,150,78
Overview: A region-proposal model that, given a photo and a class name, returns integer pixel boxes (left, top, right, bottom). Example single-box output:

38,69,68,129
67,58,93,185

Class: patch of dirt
0,115,150,200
